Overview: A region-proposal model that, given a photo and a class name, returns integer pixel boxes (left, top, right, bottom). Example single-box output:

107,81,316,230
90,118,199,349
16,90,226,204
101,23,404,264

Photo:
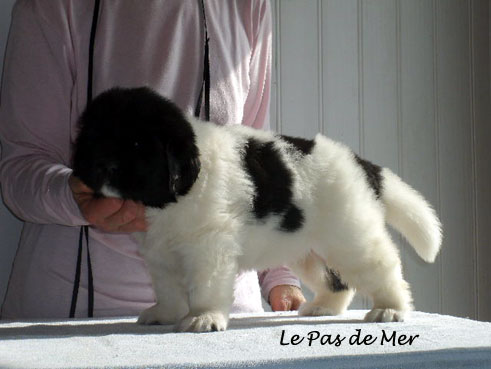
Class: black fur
280,135,315,155
72,87,200,208
325,267,349,292
355,155,383,198
243,138,304,232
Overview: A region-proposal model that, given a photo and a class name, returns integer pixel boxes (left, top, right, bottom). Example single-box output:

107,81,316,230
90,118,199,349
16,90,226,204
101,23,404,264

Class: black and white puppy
72,87,442,332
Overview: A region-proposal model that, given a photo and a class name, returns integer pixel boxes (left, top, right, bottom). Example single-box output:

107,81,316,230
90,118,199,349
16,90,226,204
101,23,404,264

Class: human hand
269,285,306,311
69,175,147,233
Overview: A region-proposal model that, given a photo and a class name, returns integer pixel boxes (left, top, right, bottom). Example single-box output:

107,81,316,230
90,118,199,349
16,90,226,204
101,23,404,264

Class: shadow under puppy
72,87,442,332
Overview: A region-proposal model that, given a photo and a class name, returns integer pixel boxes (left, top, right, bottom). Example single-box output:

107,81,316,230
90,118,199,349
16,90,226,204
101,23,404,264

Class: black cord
70,225,93,318
69,227,84,318
194,0,210,121
70,0,100,319
87,0,101,103
85,225,94,317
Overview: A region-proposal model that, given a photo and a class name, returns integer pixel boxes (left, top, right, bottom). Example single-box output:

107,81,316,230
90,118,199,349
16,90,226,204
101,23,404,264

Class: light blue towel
1,311,490,369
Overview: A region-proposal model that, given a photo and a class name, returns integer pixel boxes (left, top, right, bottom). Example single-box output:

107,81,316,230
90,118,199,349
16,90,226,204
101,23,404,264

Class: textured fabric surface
1,310,490,369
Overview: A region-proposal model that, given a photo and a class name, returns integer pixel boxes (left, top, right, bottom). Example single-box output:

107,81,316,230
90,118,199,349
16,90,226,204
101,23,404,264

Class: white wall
0,0,489,320
0,0,22,307
271,0,490,321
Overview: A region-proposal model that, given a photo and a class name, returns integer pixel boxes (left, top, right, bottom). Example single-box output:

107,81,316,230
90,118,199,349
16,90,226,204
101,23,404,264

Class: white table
1,310,490,369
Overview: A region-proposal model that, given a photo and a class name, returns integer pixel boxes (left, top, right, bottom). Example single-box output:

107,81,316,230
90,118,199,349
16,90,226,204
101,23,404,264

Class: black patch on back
326,267,349,292
280,205,304,231
280,135,315,155
354,154,383,198
243,138,304,232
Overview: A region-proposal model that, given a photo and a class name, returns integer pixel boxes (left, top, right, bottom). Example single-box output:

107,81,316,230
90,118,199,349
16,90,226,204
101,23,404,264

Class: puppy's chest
144,164,253,245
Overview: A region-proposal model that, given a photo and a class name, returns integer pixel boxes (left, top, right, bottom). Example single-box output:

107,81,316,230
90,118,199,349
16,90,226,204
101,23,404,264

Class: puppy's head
72,87,200,208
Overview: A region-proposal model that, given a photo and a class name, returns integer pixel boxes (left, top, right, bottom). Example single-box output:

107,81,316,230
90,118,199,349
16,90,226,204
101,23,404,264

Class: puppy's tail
381,168,442,263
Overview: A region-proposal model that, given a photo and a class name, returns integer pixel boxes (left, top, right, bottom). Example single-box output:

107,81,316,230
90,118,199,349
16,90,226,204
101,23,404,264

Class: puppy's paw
137,304,176,325
298,302,339,317
176,311,228,333
364,308,406,323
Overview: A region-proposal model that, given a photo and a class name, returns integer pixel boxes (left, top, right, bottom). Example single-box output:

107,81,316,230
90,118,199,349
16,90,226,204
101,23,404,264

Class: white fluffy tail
381,168,442,263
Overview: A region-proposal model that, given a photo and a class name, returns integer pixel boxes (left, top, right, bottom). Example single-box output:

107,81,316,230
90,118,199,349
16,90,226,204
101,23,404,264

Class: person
0,0,306,319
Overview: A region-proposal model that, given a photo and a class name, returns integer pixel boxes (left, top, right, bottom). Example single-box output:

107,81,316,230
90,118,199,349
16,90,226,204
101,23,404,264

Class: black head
72,87,201,207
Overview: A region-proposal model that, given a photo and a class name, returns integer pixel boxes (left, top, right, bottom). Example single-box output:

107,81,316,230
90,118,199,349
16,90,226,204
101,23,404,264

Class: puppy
72,87,442,332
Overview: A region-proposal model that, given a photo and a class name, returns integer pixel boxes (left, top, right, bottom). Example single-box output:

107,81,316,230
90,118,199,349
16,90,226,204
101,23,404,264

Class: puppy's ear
166,142,201,200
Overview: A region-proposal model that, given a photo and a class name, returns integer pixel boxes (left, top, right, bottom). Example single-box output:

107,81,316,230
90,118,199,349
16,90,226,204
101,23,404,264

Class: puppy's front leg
176,243,238,333
138,258,189,326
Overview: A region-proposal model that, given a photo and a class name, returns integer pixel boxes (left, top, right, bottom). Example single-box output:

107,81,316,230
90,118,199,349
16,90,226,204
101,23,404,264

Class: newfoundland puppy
72,87,442,332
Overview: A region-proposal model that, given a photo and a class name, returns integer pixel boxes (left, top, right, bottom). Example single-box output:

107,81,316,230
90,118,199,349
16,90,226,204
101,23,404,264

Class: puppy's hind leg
290,252,355,317
329,233,414,323
361,241,413,323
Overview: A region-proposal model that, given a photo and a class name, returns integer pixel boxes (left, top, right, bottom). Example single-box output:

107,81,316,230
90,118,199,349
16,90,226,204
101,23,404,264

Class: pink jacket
0,0,300,319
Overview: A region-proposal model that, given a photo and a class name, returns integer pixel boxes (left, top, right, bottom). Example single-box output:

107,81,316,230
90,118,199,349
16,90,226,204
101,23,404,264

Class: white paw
176,311,228,333
137,304,176,325
364,308,406,323
298,302,339,317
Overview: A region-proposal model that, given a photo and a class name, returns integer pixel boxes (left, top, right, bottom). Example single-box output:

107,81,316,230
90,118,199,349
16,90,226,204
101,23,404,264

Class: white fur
137,117,442,332
381,169,442,263
101,184,122,198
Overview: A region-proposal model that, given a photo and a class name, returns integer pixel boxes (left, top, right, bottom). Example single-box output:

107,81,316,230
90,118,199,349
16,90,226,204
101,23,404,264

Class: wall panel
0,0,23,306
322,0,360,151
399,0,441,314
361,0,399,170
277,0,320,138
435,0,475,318
471,0,491,321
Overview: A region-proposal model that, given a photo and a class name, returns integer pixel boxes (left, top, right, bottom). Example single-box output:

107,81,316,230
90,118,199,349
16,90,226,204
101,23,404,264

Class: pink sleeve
241,0,272,129
0,1,87,226
258,267,302,303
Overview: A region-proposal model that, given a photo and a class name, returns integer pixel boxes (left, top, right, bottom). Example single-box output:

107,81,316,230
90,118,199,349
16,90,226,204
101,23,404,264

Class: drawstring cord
70,0,100,319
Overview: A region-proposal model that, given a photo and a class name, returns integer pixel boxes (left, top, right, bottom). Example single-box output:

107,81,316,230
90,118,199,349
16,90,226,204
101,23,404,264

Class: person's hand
69,175,147,233
269,285,306,311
